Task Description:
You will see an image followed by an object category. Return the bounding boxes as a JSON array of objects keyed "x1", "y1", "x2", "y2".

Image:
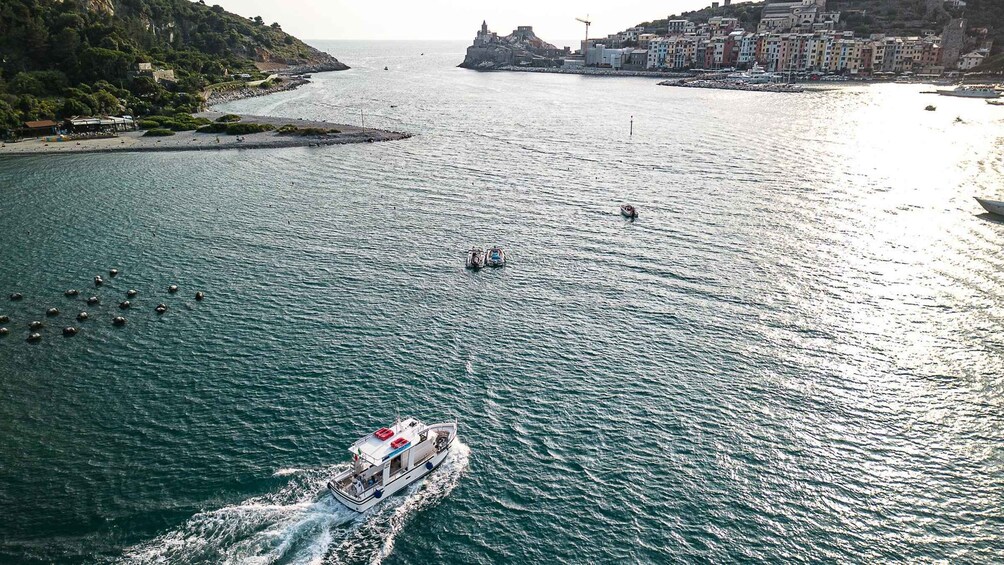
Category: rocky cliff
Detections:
[{"x1": 459, "y1": 23, "x2": 565, "y2": 70}]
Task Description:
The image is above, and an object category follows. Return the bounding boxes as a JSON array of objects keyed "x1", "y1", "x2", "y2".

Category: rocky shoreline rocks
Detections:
[{"x1": 206, "y1": 77, "x2": 309, "y2": 107}]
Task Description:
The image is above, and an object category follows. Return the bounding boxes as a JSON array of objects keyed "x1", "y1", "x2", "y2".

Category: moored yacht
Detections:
[
  {"x1": 328, "y1": 417, "x2": 458, "y2": 512},
  {"x1": 937, "y1": 86, "x2": 1000, "y2": 99},
  {"x1": 727, "y1": 62, "x2": 772, "y2": 84}
]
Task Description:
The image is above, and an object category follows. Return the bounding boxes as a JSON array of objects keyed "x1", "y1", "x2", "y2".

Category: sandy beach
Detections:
[{"x1": 0, "y1": 113, "x2": 409, "y2": 157}]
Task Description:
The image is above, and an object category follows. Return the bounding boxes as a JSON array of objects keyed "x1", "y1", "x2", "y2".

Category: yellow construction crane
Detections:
[{"x1": 575, "y1": 15, "x2": 592, "y2": 46}]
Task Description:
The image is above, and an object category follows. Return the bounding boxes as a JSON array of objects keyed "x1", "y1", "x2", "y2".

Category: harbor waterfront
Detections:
[{"x1": 1, "y1": 40, "x2": 1004, "y2": 564}]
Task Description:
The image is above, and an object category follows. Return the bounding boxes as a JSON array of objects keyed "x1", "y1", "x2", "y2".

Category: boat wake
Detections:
[{"x1": 119, "y1": 441, "x2": 471, "y2": 565}]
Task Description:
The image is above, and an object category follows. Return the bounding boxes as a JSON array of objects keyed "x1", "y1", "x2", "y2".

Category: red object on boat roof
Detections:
[
  {"x1": 390, "y1": 438, "x2": 409, "y2": 449},
  {"x1": 374, "y1": 428, "x2": 394, "y2": 441}
]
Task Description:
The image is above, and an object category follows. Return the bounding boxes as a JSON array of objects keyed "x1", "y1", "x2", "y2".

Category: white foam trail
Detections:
[{"x1": 120, "y1": 441, "x2": 471, "y2": 565}]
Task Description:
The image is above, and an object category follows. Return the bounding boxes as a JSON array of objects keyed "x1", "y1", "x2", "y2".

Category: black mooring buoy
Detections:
[
  {"x1": 112, "y1": 316, "x2": 127, "y2": 326},
  {"x1": 195, "y1": 291, "x2": 205, "y2": 301},
  {"x1": 87, "y1": 296, "x2": 100, "y2": 305},
  {"x1": 46, "y1": 308, "x2": 60, "y2": 317},
  {"x1": 77, "y1": 312, "x2": 89, "y2": 321},
  {"x1": 63, "y1": 327, "x2": 77, "y2": 337},
  {"x1": 29, "y1": 321, "x2": 43, "y2": 331}
]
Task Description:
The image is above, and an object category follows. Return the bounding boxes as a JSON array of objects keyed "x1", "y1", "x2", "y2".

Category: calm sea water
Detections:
[{"x1": 1, "y1": 40, "x2": 1003, "y2": 564}]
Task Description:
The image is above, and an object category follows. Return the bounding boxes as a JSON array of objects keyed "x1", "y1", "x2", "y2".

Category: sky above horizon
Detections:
[{"x1": 208, "y1": 0, "x2": 719, "y2": 43}]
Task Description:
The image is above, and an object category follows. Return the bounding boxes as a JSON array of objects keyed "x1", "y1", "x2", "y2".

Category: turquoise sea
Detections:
[{"x1": 1, "y1": 40, "x2": 1003, "y2": 563}]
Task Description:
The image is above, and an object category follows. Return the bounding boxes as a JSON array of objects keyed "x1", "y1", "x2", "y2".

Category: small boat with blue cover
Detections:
[{"x1": 485, "y1": 246, "x2": 506, "y2": 267}]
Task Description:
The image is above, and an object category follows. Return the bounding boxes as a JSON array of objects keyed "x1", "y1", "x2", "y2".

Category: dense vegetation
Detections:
[
  {"x1": 0, "y1": 0, "x2": 342, "y2": 135},
  {"x1": 637, "y1": 2, "x2": 766, "y2": 33}
]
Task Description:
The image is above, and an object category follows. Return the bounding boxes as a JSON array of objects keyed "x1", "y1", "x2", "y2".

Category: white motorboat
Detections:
[
  {"x1": 975, "y1": 197, "x2": 1004, "y2": 216},
  {"x1": 328, "y1": 417, "x2": 458, "y2": 512},
  {"x1": 726, "y1": 62, "x2": 773, "y2": 84},
  {"x1": 620, "y1": 204, "x2": 638, "y2": 219},
  {"x1": 937, "y1": 86, "x2": 1001, "y2": 99},
  {"x1": 466, "y1": 247, "x2": 485, "y2": 269},
  {"x1": 485, "y1": 246, "x2": 506, "y2": 267}
]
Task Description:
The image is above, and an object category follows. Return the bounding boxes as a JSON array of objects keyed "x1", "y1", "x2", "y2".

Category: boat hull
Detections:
[
  {"x1": 329, "y1": 425, "x2": 457, "y2": 512},
  {"x1": 975, "y1": 197, "x2": 1004, "y2": 217},
  {"x1": 937, "y1": 90, "x2": 1000, "y2": 99}
]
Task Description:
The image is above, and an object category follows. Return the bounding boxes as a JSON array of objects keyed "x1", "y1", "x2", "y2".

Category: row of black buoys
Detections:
[{"x1": 4, "y1": 270, "x2": 206, "y2": 344}]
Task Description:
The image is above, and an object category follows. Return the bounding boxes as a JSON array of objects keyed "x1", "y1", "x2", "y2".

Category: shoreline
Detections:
[
  {"x1": 0, "y1": 71, "x2": 413, "y2": 157},
  {"x1": 0, "y1": 112, "x2": 410, "y2": 157},
  {"x1": 490, "y1": 66, "x2": 693, "y2": 78}
]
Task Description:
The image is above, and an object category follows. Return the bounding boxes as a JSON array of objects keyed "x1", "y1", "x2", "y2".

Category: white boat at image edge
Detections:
[
  {"x1": 974, "y1": 196, "x2": 1004, "y2": 216},
  {"x1": 937, "y1": 86, "x2": 1001, "y2": 99},
  {"x1": 327, "y1": 417, "x2": 458, "y2": 512}
]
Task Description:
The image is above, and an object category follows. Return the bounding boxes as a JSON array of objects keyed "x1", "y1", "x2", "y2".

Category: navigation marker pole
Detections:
[{"x1": 630, "y1": 115, "x2": 633, "y2": 137}]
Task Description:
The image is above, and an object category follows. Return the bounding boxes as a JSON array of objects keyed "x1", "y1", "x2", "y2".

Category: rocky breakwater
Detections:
[
  {"x1": 459, "y1": 21, "x2": 568, "y2": 70},
  {"x1": 206, "y1": 77, "x2": 309, "y2": 107}
]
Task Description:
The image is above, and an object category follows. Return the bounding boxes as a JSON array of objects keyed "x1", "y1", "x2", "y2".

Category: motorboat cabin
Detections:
[
  {"x1": 621, "y1": 204, "x2": 638, "y2": 219},
  {"x1": 328, "y1": 417, "x2": 458, "y2": 512}
]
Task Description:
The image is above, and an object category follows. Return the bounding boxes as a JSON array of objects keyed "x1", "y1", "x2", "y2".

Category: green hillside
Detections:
[{"x1": 0, "y1": 0, "x2": 346, "y2": 132}]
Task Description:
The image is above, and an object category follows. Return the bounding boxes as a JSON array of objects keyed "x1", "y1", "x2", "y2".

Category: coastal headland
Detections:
[{"x1": 0, "y1": 111, "x2": 409, "y2": 157}]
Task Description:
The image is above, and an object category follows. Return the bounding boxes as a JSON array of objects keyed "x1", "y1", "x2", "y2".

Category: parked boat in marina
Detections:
[
  {"x1": 485, "y1": 246, "x2": 506, "y2": 267},
  {"x1": 726, "y1": 63, "x2": 773, "y2": 84},
  {"x1": 937, "y1": 86, "x2": 1000, "y2": 99},
  {"x1": 466, "y1": 247, "x2": 485, "y2": 269},
  {"x1": 621, "y1": 204, "x2": 638, "y2": 219},
  {"x1": 975, "y1": 197, "x2": 1004, "y2": 217},
  {"x1": 328, "y1": 417, "x2": 458, "y2": 512}
]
